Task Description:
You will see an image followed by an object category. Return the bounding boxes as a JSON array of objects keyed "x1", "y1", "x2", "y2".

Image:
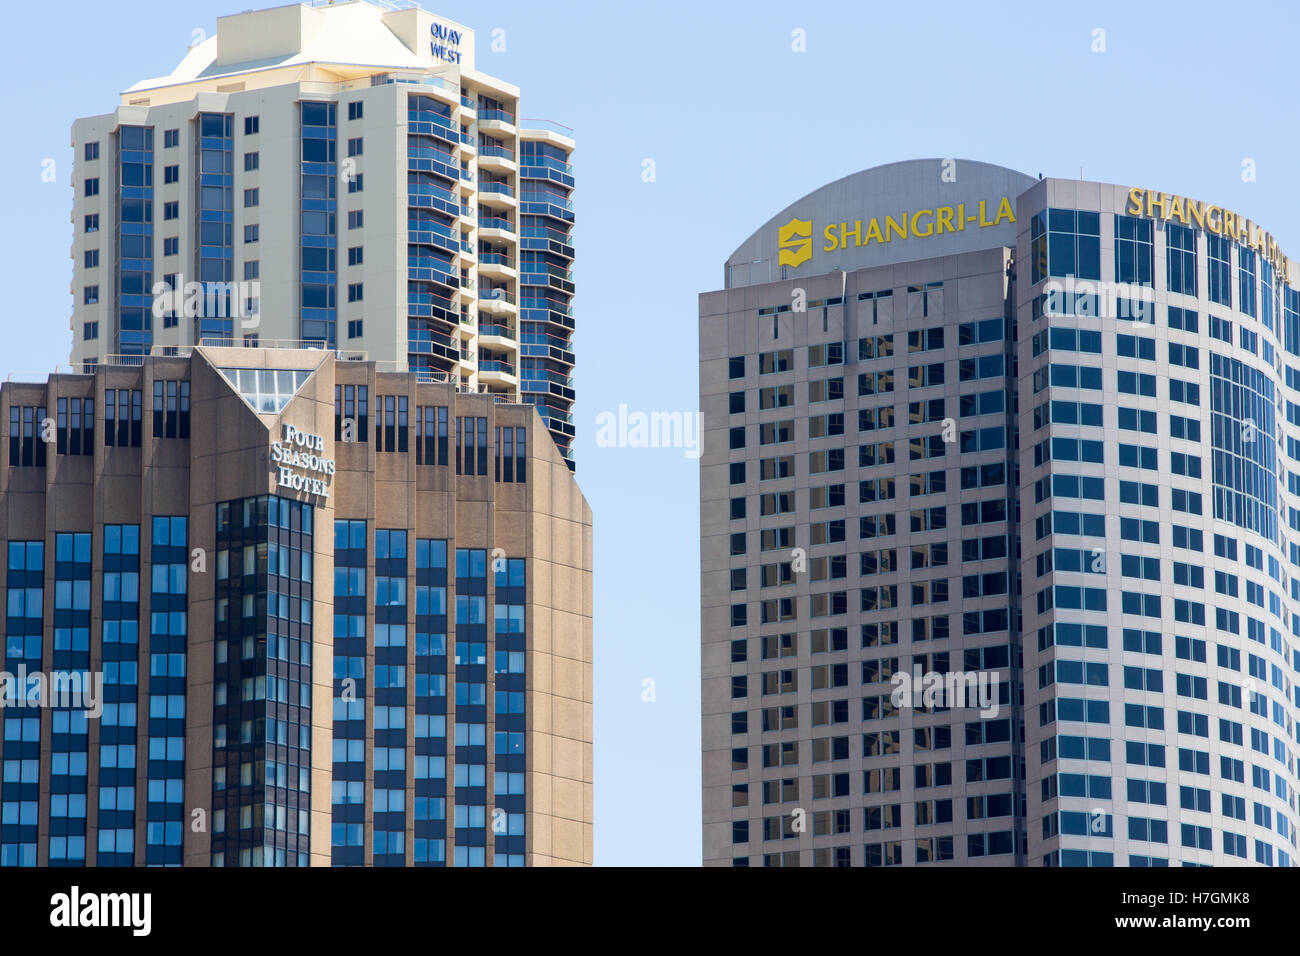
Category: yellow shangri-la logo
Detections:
[{"x1": 777, "y1": 217, "x2": 813, "y2": 268}]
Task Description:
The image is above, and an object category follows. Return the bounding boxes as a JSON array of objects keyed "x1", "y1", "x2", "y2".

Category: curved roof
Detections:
[{"x1": 724, "y1": 159, "x2": 1037, "y2": 288}]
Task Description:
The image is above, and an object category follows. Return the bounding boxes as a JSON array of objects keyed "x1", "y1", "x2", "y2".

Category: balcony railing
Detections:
[
  {"x1": 521, "y1": 263, "x2": 574, "y2": 282},
  {"x1": 407, "y1": 291, "x2": 456, "y2": 311},
  {"x1": 407, "y1": 145, "x2": 457, "y2": 165},
  {"x1": 520, "y1": 118, "x2": 575, "y2": 137},
  {"x1": 520, "y1": 154, "x2": 574, "y2": 177},
  {"x1": 479, "y1": 324, "x2": 516, "y2": 339},
  {"x1": 408, "y1": 256, "x2": 456, "y2": 272},
  {"x1": 521, "y1": 369, "x2": 573, "y2": 389},
  {"x1": 520, "y1": 297, "x2": 572, "y2": 316},
  {"x1": 197, "y1": 338, "x2": 358, "y2": 354},
  {"x1": 478, "y1": 252, "x2": 515, "y2": 268},
  {"x1": 408, "y1": 120, "x2": 469, "y2": 147},
  {"x1": 478, "y1": 108, "x2": 516, "y2": 125},
  {"x1": 477, "y1": 144, "x2": 515, "y2": 161},
  {"x1": 478, "y1": 216, "x2": 514, "y2": 232},
  {"x1": 479, "y1": 360, "x2": 516, "y2": 375},
  {"x1": 408, "y1": 182, "x2": 458, "y2": 202},
  {"x1": 407, "y1": 333, "x2": 458, "y2": 358},
  {"x1": 408, "y1": 218, "x2": 458, "y2": 241},
  {"x1": 479, "y1": 181, "x2": 515, "y2": 198},
  {"x1": 521, "y1": 226, "x2": 573, "y2": 245},
  {"x1": 521, "y1": 332, "x2": 570, "y2": 350},
  {"x1": 521, "y1": 192, "x2": 574, "y2": 212},
  {"x1": 533, "y1": 405, "x2": 575, "y2": 427},
  {"x1": 367, "y1": 69, "x2": 449, "y2": 90},
  {"x1": 480, "y1": 288, "x2": 517, "y2": 305}
]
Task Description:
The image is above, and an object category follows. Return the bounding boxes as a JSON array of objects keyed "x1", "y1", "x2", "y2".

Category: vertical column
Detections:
[
  {"x1": 49, "y1": 533, "x2": 92, "y2": 864},
  {"x1": 1, "y1": 540, "x2": 44, "y2": 866},
  {"x1": 97, "y1": 524, "x2": 140, "y2": 864},
  {"x1": 331, "y1": 519, "x2": 367, "y2": 864},
  {"x1": 413, "y1": 538, "x2": 449, "y2": 864}
]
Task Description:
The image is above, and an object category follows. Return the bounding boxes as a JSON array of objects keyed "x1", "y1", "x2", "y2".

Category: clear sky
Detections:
[{"x1": 2, "y1": 0, "x2": 1298, "y2": 866}]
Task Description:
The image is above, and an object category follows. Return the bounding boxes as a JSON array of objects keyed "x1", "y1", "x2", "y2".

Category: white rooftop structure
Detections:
[{"x1": 123, "y1": 1, "x2": 490, "y2": 102}]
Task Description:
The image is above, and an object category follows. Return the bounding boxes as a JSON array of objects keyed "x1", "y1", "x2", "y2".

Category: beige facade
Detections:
[
  {"x1": 0, "y1": 346, "x2": 591, "y2": 866},
  {"x1": 700, "y1": 248, "x2": 1021, "y2": 867},
  {"x1": 702, "y1": 158, "x2": 1300, "y2": 869},
  {"x1": 69, "y1": 0, "x2": 578, "y2": 466}
]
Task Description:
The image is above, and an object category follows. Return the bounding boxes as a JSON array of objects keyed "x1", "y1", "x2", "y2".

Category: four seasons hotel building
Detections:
[
  {"x1": 701, "y1": 159, "x2": 1300, "y2": 867},
  {"x1": 0, "y1": 346, "x2": 592, "y2": 866}
]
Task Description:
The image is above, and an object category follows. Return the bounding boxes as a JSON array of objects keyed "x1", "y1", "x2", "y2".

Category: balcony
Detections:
[
  {"x1": 477, "y1": 144, "x2": 516, "y2": 173},
  {"x1": 520, "y1": 266, "x2": 574, "y2": 295},
  {"x1": 520, "y1": 226, "x2": 575, "y2": 262},
  {"x1": 409, "y1": 361, "x2": 458, "y2": 385},
  {"x1": 520, "y1": 119, "x2": 576, "y2": 158},
  {"x1": 408, "y1": 181, "x2": 457, "y2": 202},
  {"x1": 521, "y1": 191, "x2": 573, "y2": 212},
  {"x1": 520, "y1": 153, "x2": 573, "y2": 175},
  {"x1": 407, "y1": 190, "x2": 460, "y2": 219},
  {"x1": 361, "y1": 72, "x2": 452, "y2": 94},
  {"x1": 407, "y1": 289, "x2": 457, "y2": 311},
  {"x1": 478, "y1": 108, "x2": 516, "y2": 126},
  {"x1": 409, "y1": 258, "x2": 460, "y2": 285},
  {"x1": 407, "y1": 144, "x2": 457, "y2": 164},
  {"x1": 520, "y1": 368, "x2": 574, "y2": 401},
  {"x1": 478, "y1": 289, "x2": 517, "y2": 316},
  {"x1": 478, "y1": 190, "x2": 516, "y2": 217},
  {"x1": 407, "y1": 330, "x2": 459, "y2": 362},
  {"x1": 520, "y1": 295, "x2": 572, "y2": 314},
  {"x1": 478, "y1": 216, "x2": 515, "y2": 235},
  {"x1": 478, "y1": 360, "x2": 518, "y2": 389},
  {"x1": 520, "y1": 193, "x2": 575, "y2": 225},
  {"x1": 520, "y1": 333, "x2": 574, "y2": 367},
  {"x1": 408, "y1": 269, "x2": 460, "y2": 296},
  {"x1": 521, "y1": 331, "x2": 569, "y2": 350},
  {"x1": 477, "y1": 182, "x2": 516, "y2": 211},
  {"x1": 478, "y1": 253, "x2": 517, "y2": 282},
  {"x1": 407, "y1": 114, "x2": 461, "y2": 147},
  {"x1": 523, "y1": 262, "x2": 573, "y2": 283},
  {"x1": 407, "y1": 145, "x2": 460, "y2": 183},
  {"x1": 521, "y1": 225, "x2": 571, "y2": 245},
  {"x1": 519, "y1": 141, "x2": 575, "y2": 188}
]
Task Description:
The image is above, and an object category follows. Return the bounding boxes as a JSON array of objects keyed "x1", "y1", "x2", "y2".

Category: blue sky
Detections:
[{"x1": 2, "y1": 0, "x2": 1297, "y2": 865}]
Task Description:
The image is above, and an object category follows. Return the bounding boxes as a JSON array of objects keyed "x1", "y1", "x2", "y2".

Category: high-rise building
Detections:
[
  {"x1": 0, "y1": 345, "x2": 592, "y2": 866},
  {"x1": 70, "y1": 0, "x2": 577, "y2": 468},
  {"x1": 700, "y1": 159, "x2": 1300, "y2": 867}
]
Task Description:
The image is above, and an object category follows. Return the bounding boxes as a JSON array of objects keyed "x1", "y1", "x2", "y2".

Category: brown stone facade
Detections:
[{"x1": 0, "y1": 346, "x2": 591, "y2": 866}]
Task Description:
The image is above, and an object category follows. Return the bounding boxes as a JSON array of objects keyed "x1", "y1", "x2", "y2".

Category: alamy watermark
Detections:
[
  {"x1": 1043, "y1": 275, "x2": 1155, "y2": 323},
  {"x1": 152, "y1": 273, "x2": 261, "y2": 329},
  {"x1": 891, "y1": 666, "x2": 1001, "y2": 718},
  {"x1": 0, "y1": 666, "x2": 103, "y2": 718},
  {"x1": 594, "y1": 404, "x2": 701, "y2": 459}
]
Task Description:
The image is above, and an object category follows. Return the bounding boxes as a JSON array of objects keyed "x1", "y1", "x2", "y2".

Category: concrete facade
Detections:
[
  {"x1": 702, "y1": 159, "x2": 1300, "y2": 867},
  {"x1": 69, "y1": 0, "x2": 578, "y2": 467},
  {"x1": 0, "y1": 346, "x2": 591, "y2": 866}
]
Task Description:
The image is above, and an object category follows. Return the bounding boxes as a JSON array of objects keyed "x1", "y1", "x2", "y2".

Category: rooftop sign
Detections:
[
  {"x1": 724, "y1": 160, "x2": 1038, "y2": 288},
  {"x1": 1126, "y1": 188, "x2": 1290, "y2": 278},
  {"x1": 430, "y1": 22, "x2": 463, "y2": 65}
]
